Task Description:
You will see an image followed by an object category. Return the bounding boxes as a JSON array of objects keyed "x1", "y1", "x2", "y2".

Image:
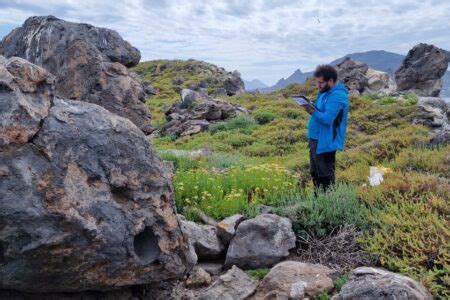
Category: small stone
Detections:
[
  {"x1": 216, "y1": 214, "x2": 244, "y2": 245},
  {"x1": 185, "y1": 268, "x2": 211, "y2": 288},
  {"x1": 198, "y1": 266, "x2": 258, "y2": 300}
]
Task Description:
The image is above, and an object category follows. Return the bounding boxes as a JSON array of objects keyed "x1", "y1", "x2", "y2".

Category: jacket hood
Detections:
[{"x1": 330, "y1": 82, "x2": 349, "y2": 95}]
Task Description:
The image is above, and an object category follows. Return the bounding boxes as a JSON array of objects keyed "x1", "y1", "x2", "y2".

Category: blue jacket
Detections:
[{"x1": 306, "y1": 82, "x2": 349, "y2": 154}]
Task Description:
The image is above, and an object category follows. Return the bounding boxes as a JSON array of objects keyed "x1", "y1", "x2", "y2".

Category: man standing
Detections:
[{"x1": 303, "y1": 65, "x2": 349, "y2": 193}]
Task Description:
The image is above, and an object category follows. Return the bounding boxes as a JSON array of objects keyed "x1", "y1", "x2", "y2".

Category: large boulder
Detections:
[
  {"x1": 0, "y1": 15, "x2": 153, "y2": 134},
  {"x1": 365, "y1": 68, "x2": 396, "y2": 95},
  {"x1": 198, "y1": 266, "x2": 258, "y2": 300},
  {"x1": 225, "y1": 214, "x2": 296, "y2": 269},
  {"x1": 413, "y1": 97, "x2": 449, "y2": 143},
  {"x1": 0, "y1": 56, "x2": 196, "y2": 292},
  {"x1": 337, "y1": 267, "x2": 432, "y2": 299},
  {"x1": 223, "y1": 70, "x2": 245, "y2": 96},
  {"x1": 252, "y1": 261, "x2": 334, "y2": 299},
  {"x1": 395, "y1": 43, "x2": 449, "y2": 97},
  {"x1": 336, "y1": 58, "x2": 369, "y2": 94}
]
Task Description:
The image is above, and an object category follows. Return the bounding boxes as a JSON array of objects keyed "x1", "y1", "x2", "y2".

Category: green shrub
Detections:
[
  {"x1": 334, "y1": 273, "x2": 349, "y2": 292},
  {"x1": 225, "y1": 115, "x2": 258, "y2": 131},
  {"x1": 208, "y1": 121, "x2": 227, "y2": 134},
  {"x1": 206, "y1": 152, "x2": 247, "y2": 169},
  {"x1": 314, "y1": 291, "x2": 330, "y2": 300},
  {"x1": 223, "y1": 133, "x2": 257, "y2": 148},
  {"x1": 242, "y1": 143, "x2": 279, "y2": 157},
  {"x1": 247, "y1": 268, "x2": 269, "y2": 280},
  {"x1": 254, "y1": 111, "x2": 277, "y2": 124},
  {"x1": 273, "y1": 183, "x2": 369, "y2": 237},
  {"x1": 159, "y1": 152, "x2": 199, "y2": 170},
  {"x1": 402, "y1": 92, "x2": 419, "y2": 106},
  {"x1": 359, "y1": 198, "x2": 449, "y2": 298}
]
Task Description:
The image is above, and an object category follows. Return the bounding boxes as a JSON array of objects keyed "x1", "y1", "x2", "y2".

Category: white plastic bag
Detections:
[{"x1": 368, "y1": 166, "x2": 392, "y2": 186}]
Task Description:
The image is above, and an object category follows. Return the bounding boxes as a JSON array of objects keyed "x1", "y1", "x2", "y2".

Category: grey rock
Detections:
[
  {"x1": 365, "y1": 68, "x2": 396, "y2": 95},
  {"x1": 0, "y1": 56, "x2": 54, "y2": 151},
  {"x1": 395, "y1": 43, "x2": 449, "y2": 96},
  {"x1": 179, "y1": 218, "x2": 225, "y2": 259},
  {"x1": 198, "y1": 266, "x2": 258, "y2": 300},
  {"x1": 197, "y1": 262, "x2": 224, "y2": 275},
  {"x1": 216, "y1": 214, "x2": 244, "y2": 245},
  {"x1": 0, "y1": 15, "x2": 153, "y2": 134},
  {"x1": 336, "y1": 58, "x2": 369, "y2": 94},
  {"x1": 252, "y1": 261, "x2": 334, "y2": 299},
  {"x1": 225, "y1": 214, "x2": 296, "y2": 269},
  {"x1": 413, "y1": 97, "x2": 449, "y2": 143},
  {"x1": 172, "y1": 75, "x2": 185, "y2": 85},
  {"x1": 185, "y1": 267, "x2": 212, "y2": 288},
  {"x1": 0, "y1": 57, "x2": 196, "y2": 292},
  {"x1": 143, "y1": 80, "x2": 157, "y2": 96},
  {"x1": 223, "y1": 70, "x2": 245, "y2": 96},
  {"x1": 180, "y1": 88, "x2": 205, "y2": 109},
  {"x1": 337, "y1": 267, "x2": 432, "y2": 300}
]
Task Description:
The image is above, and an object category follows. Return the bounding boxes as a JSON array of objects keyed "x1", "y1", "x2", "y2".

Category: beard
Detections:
[{"x1": 320, "y1": 83, "x2": 331, "y2": 93}]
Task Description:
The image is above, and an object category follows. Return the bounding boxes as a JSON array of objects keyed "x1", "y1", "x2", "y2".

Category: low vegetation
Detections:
[{"x1": 136, "y1": 62, "x2": 449, "y2": 297}]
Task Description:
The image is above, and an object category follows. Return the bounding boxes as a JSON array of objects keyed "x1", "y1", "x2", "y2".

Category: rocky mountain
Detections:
[
  {"x1": 330, "y1": 50, "x2": 405, "y2": 75},
  {"x1": 243, "y1": 78, "x2": 268, "y2": 91},
  {"x1": 266, "y1": 50, "x2": 450, "y2": 97},
  {"x1": 264, "y1": 69, "x2": 313, "y2": 92}
]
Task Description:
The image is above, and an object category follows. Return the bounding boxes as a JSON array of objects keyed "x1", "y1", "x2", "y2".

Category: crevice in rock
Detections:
[
  {"x1": 0, "y1": 242, "x2": 5, "y2": 264},
  {"x1": 133, "y1": 227, "x2": 161, "y2": 264}
]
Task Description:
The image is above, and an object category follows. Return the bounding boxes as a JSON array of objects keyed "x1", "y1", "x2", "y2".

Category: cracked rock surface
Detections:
[
  {"x1": 0, "y1": 55, "x2": 196, "y2": 293},
  {"x1": 0, "y1": 15, "x2": 153, "y2": 134}
]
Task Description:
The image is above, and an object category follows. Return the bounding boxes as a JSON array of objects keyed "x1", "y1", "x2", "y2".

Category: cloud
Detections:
[{"x1": 1, "y1": 0, "x2": 449, "y2": 85}]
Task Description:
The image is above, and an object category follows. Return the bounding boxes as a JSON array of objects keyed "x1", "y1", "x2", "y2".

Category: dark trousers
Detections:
[{"x1": 308, "y1": 138, "x2": 336, "y2": 193}]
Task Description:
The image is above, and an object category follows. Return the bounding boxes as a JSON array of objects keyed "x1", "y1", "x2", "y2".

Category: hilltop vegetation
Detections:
[
  {"x1": 132, "y1": 59, "x2": 244, "y2": 128},
  {"x1": 133, "y1": 60, "x2": 449, "y2": 297}
]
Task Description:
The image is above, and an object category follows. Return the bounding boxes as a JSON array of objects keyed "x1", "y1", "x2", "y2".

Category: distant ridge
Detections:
[
  {"x1": 243, "y1": 79, "x2": 268, "y2": 91},
  {"x1": 263, "y1": 50, "x2": 449, "y2": 97}
]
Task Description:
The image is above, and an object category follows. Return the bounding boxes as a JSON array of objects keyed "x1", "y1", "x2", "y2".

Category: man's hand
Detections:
[{"x1": 303, "y1": 105, "x2": 315, "y2": 114}]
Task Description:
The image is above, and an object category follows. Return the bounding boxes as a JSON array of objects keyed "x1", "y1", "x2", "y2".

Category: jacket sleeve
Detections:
[{"x1": 311, "y1": 97, "x2": 344, "y2": 126}]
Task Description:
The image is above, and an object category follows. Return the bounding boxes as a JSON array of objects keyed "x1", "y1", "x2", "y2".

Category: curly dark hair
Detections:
[{"x1": 313, "y1": 64, "x2": 338, "y2": 82}]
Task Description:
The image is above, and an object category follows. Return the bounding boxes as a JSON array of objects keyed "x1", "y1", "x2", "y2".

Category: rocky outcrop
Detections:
[
  {"x1": 395, "y1": 43, "x2": 449, "y2": 97},
  {"x1": 366, "y1": 68, "x2": 396, "y2": 94},
  {"x1": 225, "y1": 214, "x2": 296, "y2": 269},
  {"x1": 413, "y1": 97, "x2": 449, "y2": 143},
  {"x1": 178, "y1": 215, "x2": 225, "y2": 260},
  {"x1": 337, "y1": 267, "x2": 433, "y2": 299},
  {"x1": 223, "y1": 70, "x2": 246, "y2": 96},
  {"x1": 336, "y1": 58, "x2": 369, "y2": 94},
  {"x1": 198, "y1": 266, "x2": 258, "y2": 300},
  {"x1": 0, "y1": 15, "x2": 153, "y2": 134},
  {"x1": 336, "y1": 58, "x2": 398, "y2": 95},
  {"x1": 0, "y1": 56, "x2": 195, "y2": 292},
  {"x1": 252, "y1": 261, "x2": 334, "y2": 299},
  {"x1": 161, "y1": 89, "x2": 248, "y2": 137}
]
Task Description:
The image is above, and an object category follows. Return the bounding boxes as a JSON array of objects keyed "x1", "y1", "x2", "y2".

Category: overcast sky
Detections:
[{"x1": 1, "y1": 0, "x2": 449, "y2": 85}]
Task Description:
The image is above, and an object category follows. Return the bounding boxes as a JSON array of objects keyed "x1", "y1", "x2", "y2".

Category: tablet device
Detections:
[{"x1": 291, "y1": 95, "x2": 319, "y2": 111}]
